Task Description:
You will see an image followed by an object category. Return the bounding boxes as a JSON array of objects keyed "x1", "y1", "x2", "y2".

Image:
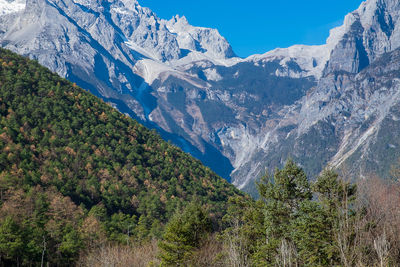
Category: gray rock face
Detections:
[
  {"x1": 166, "y1": 15, "x2": 236, "y2": 59},
  {"x1": 325, "y1": 0, "x2": 400, "y2": 74},
  {"x1": 232, "y1": 0, "x2": 400, "y2": 193},
  {"x1": 2, "y1": 0, "x2": 400, "y2": 195}
]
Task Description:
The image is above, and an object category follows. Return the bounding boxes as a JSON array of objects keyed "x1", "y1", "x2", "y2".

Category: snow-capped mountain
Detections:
[{"x1": 2, "y1": 0, "x2": 400, "y2": 194}]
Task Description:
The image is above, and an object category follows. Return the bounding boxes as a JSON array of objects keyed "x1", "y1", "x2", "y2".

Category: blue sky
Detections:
[{"x1": 141, "y1": 0, "x2": 363, "y2": 57}]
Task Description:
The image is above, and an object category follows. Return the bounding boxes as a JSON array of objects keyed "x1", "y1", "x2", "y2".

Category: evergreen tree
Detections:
[
  {"x1": 222, "y1": 195, "x2": 263, "y2": 267},
  {"x1": 254, "y1": 159, "x2": 312, "y2": 265},
  {"x1": 291, "y1": 200, "x2": 331, "y2": 266},
  {"x1": 0, "y1": 216, "x2": 24, "y2": 264},
  {"x1": 312, "y1": 169, "x2": 357, "y2": 266},
  {"x1": 158, "y1": 202, "x2": 212, "y2": 266}
]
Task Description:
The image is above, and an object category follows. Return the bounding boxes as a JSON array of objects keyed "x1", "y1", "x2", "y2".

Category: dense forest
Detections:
[
  {"x1": 0, "y1": 48, "x2": 245, "y2": 265},
  {"x1": 1, "y1": 48, "x2": 400, "y2": 266},
  {"x1": 81, "y1": 161, "x2": 400, "y2": 266}
]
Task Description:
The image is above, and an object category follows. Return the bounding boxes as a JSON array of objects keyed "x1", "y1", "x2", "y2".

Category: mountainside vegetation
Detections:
[
  {"x1": 81, "y1": 160, "x2": 400, "y2": 267},
  {"x1": 0, "y1": 48, "x2": 245, "y2": 265},
  {"x1": 1, "y1": 48, "x2": 400, "y2": 267}
]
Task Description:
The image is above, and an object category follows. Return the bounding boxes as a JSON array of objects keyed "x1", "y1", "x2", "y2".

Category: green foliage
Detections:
[
  {"x1": 0, "y1": 217, "x2": 24, "y2": 262},
  {"x1": 259, "y1": 160, "x2": 312, "y2": 227},
  {"x1": 313, "y1": 169, "x2": 357, "y2": 212},
  {"x1": 221, "y1": 196, "x2": 264, "y2": 266},
  {"x1": 312, "y1": 169, "x2": 358, "y2": 265},
  {"x1": 0, "y1": 48, "x2": 243, "y2": 265},
  {"x1": 223, "y1": 161, "x2": 359, "y2": 266},
  {"x1": 255, "y1": 159, "x2": 312, "y2": 265},
  {"x1": 291, "y1": 200, "x2": 332, "y2": 266},
  {"x1": 158, "y1": 202, "x2": 212, "y2": 266}
]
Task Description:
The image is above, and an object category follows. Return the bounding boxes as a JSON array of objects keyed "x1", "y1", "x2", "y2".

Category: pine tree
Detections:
[
  {"x1": 254, "y1": 159, "x2": 312, "y2": 265},
  {"x1": 312, "y1": 169, "x2": 357, "y2": 266},
  {"x1": 291, "y1": 200, "x2": 331, "y2": 266},
  {"x1": 158, "y1": 202, "x2": 212, "y2": 266},
  {"x1": 0, "y1": 216, "x2": 24, "y2": 264}
]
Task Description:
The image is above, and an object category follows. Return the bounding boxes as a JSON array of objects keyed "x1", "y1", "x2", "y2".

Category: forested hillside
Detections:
[
  {"x1": 0, "y1": 48, "x2": 245, "y2": 265},
  {"x1": 2, "y1": 48, "x2": 400, "y2": 267}
]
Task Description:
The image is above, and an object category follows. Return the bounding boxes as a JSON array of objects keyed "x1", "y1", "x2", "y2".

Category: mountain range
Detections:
[{"x1": 1, "y1": 0, "x2": 400, "y2": 194}]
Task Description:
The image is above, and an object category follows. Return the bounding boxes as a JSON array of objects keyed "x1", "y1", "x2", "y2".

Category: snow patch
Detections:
[
  {"x1": 125, "y1": 40, "x2": 157, "y2": 60},
  {"x1": 170, "y1": 51, "x2": 241, "y2": 68},
  {"x1": 246, "y1": 44, "x2": 330, "y2": 79},
  {"x1": 133, "y1": 59, "x2": 175, "y2": 84},
  {"x1": 203, "y1": 68, "x2": 222, "y2": 81},
  {"x1": 134, "y1": 59, "x2": 210, "y2": 90},
  {"x1": 0, "y1": 0, "x2": 25, "y2": 16}
]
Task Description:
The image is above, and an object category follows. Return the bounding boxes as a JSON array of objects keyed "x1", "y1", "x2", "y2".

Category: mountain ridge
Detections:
[{"x1": 2, "y1": 0, "x2": 400, "y2": 193}]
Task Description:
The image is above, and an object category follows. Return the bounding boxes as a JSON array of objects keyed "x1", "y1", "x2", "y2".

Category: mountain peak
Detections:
[
  {"x1": 170, "y1": 14, "x2": 189, "y2": 25},
  {"x1": 166, "y1": 14, "x2": 236, "y2": 60},
  {"x1": 323, "y1": 0, "x2": 400, "y2": 73}
]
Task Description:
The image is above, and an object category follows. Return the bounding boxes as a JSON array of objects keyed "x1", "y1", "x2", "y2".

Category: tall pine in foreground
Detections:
[{"x1": 255, "y1": 159, "x2": 312, "y2": 265}]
